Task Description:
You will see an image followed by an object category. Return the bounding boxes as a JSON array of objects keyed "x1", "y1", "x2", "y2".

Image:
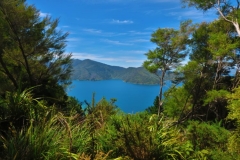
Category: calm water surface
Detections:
[{"x1": 67, "y1": 80, "x2": 171, "y2": 113}]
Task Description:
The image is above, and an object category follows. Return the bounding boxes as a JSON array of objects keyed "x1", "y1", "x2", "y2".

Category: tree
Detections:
[
  {"x1": 182, "y1": 0, "x2": 240, "y2": 91},
  {"x1": 0, "y1": 0, "x2": 72, "y2": 106},
  {"x1": 173, "y1": 19, "x2": 239, "y2": 123},
  {"x1": 182, "y1": 0, "x2": 240, "y2": 36},
  {"x1": 207, "y1": 20, "x2": 238, "y2": 90},
  {"x1": 143, "y1": 20, "x2": 193, "y2": 116}
]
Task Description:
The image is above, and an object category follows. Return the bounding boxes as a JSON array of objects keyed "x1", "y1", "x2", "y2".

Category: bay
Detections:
[{"x1": 67, "y1": 80, "x2": 171, "y2": 113}]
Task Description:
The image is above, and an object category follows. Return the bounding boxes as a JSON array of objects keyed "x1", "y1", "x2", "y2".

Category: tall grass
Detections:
[
  {"x1": 1, "y1": 111, "x2": 74, "y2": 159},
  {"x1": 1, "y1": 88, "x2": 239, "y2": 159}
]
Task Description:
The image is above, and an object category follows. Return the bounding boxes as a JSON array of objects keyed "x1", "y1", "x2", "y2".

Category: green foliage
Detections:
[
  {"x1": 81, "y1": 95, "x2": 119, "y2": 159},
  {"x1": 1, "y1": 89, "x2": 239, "y2": 159},
  {"x1": 187, "y1": 121, "x2": 229, "y2": 150},
  {"x1": 70, "y1": 116, "x2": 92, "y2": 156},
  {"x1": 182, "y1": 0, "x2": 218, "y2": 11},
  {"x1": 146, "y1": 96, "x2": 159, "y2": 114},
  {"x1": 65, "y1": 96, "x2": 84, "y2": 116},
  {"x1": 1, "y1": 0, "x2": 240, "y2": 159},
  {"x1": 169, "y1": 19, "x2": 239, "y2": 122},
  {"x1": 143, "y1": 20, "x2": 192, "y2": 74},
  {"x1": 0, "y1": 0, "x2": 72, "y2": 106},
  {"x1": 227, "y1": 86, "x2": 240, "y2": 124},
  {"x1": 227, "y1": 127, "x2": 240, "y2": 157},
  {"x1": 204, "y1": 89, "x2": 229, "y2": 106},
  {"x1": 189, "y1": 22, "x2": 212, "y2": 63},
  {"x1": 85, "y1": 96, "x2": 119, "y2": 128},
  {"x1": 208, "y1": 32, "x2": 236, "y2": 58},
  {"x1": 226, "y1": 87, "x2": 240, "y2": 155},
  {"x1": 143, "y1": 21, "x2": 193, "y2": 116},
  {"x1": 182, "y1": 0, "x2": 238, "y2": 21},
  {"x1": 97, "y1": 112, "x2": 195, "y2": 160},
  {"x1": 186, "y1": 121, "x2": 239, "y2": 159},
  {"x1": 0, "y1": 111, "x2": 75, "y2": 160},
  {"x1": 148, "y1": 114, "x2": 194, "y2": 160},
  {"x1": 163, "y1": 86, "x2": 191, "y2": 119},
  {"x1": 0, "y1": 87, "x2": 47, "y2": 132}
]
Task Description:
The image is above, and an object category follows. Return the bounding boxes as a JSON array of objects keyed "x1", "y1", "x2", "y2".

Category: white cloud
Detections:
[
  {"x1": 72, "y1": 52, "x2": 108, "y2": 61},
  {"x1": 163, "y1": 6, "x2": 181, "y2": 11},
  {"x1": 130, "y1": 39, "x2": 149, "y2": 43},
  {"x1": 125, "y1": 59, "x2": 144, "y2": 63},
  {"x1": 128, "y1": 30, "x2": 151, "y2": 35},
  {"x1": 66, "y1": 38, "x2": 81, "y2": 42},
  {"x1": 102, "y1": 39, "x2": 132, "y2": 45},
  {"x1": 39, "y1": 11, "x2": 49, "y2": 18},
  {"x1": 168, "y1": 8, "x2": 217, "y2": 22},
  {"x1": 127, "y1": 50, "x2": 146, "y2": 54},
  {"x1": 111, "y1": 19, "x2": 133, "y2": 24},
  {"x1": 144, "y1": 10, "x2": 162, "y2": 15},
  {"x1": 62, "y1": 25, "x2": 70, "y2": 28},
  {"x1": 83, "y1": 28, "x2": 102, "y2": 34}
]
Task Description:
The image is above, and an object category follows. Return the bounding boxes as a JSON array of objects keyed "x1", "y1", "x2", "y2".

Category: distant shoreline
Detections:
[{"x1": 71, "y1": 79, "x2": 167, "y2": 86}]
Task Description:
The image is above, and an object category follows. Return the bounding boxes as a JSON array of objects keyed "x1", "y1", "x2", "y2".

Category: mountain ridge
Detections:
[{"x1": 71, "y1": 59, "x2": 173, "y2": 85}]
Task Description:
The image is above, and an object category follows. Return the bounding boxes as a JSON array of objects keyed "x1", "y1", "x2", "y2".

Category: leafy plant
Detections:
[
  {"x1": 0, "y1": 112, "x2": 76, "y2": 159},
  {"x1": 97, "y1": 112, "x2": 195, "y2": 159},
  {"x1": 0, "y1": 87, "x2": 47, "y2": 132}
]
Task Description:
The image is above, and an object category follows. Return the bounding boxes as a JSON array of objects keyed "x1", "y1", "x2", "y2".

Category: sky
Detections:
[{"x1": 27, "y1": 0, "x2": 217, "y2": 68}]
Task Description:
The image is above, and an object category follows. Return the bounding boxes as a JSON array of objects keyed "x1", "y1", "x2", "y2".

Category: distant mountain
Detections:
[
  {"x1": 71, "y1": 59, "x2": 173, "y2": 85},
  {"x1": 71, "y1": 59, "x2": 125, "y2": 80}
]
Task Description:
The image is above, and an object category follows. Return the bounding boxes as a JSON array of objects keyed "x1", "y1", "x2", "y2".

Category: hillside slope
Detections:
[{"x1": 71, "y1": 59, "x2": 173, "y2": 85}]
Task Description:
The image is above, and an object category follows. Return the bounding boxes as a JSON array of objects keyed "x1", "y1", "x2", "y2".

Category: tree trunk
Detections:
[{"x1": 158, "y1": 70, "x2": 166, "y2": 116}]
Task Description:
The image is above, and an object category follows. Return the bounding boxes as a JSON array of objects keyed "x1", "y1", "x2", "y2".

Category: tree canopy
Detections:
[
  {"x1": 0, "y1": 0, "x2": 72, "y2": 106},
  {"x1": 143, "y1": 20, "x2": 194, "y2": 116},
  {"x1": 182, "y1": 0, "x2": 240, "y2": 36}
]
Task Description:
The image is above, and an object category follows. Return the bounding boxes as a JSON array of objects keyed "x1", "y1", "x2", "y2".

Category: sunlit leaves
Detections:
[
  {"x1": 225, "y1": 87, "x2": 240, "y2": 154},
  {"x1": 227, "y1": 86, "x2": 240, "y2": 123},
  {"x1": 144, "y1": 20, "x2": 192, "y2": 74},
  {"x1": 208, "y1": 32, "x2": 237, "y2": 59},
  {"x1": 204, "y1": 89, "x2": 229, "y2": 105},
  {"x1": 182, "y1": 0, "x2": 216, "y2": 11},
  {"x1": 164, "y1": 86, "x2": 192, "y2": 119}
]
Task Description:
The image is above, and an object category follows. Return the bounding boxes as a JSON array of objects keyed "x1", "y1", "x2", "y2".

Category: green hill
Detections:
[{"x1": 71, "y1": 59, "x2": 173, "y2": 85}]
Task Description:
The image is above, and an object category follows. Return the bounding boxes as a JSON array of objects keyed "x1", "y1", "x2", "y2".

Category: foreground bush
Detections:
[
  {"x1": 1, "y1": 89, "x2": 240, "y2": 159},
  {"x1": 96, "y1": 112, "x2": 195, "y2": 159}
]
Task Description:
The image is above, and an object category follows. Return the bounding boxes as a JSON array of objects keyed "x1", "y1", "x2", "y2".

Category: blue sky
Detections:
[{"x1": 27, "y1": 0, "x2": 217, "y2": 68}]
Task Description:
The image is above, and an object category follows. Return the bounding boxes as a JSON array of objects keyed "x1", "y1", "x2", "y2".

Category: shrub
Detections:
[{"x1": 97, "y1": 112, "x2": 194, "y2": 159}]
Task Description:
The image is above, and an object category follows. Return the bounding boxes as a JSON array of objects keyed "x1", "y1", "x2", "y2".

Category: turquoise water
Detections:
[{"x1": 67, "y1": 80, "x2": 171, "y2": 113}]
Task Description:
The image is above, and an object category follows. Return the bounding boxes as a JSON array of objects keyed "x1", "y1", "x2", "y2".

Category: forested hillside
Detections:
[
  {"x1": 71, "y1": 59, "x2": 174, "y2": 84},
  {"x1": 0, "y1": 0, "x2": 239, "y2": 159}
]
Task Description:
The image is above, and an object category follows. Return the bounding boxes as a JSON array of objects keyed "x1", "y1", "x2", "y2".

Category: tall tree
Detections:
[
  {"x1": 207, "y1": 20, "x2": 238, "y2": 89},
  {"x1": 174, "y1": 19, "x2": 239, "y2": 122},
  {"x1": 143, "y1": 20, "x2": 193, "y2": 116},
  {"x1": 0, "y1": 0, "x2": 72, "y2": 105}
]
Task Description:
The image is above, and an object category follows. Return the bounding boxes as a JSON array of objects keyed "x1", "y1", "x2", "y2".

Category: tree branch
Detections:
[{"x1": 0, "y1": 54, "x2": 18, "y2": 89}]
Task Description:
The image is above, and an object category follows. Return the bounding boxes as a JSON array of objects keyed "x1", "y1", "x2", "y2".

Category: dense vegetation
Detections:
[
  {"x1": 71, "y1": 59, "x2": 175, "y2": 85},
  {"x1": 0, "y1": 0, "x2": 240, "y2": 160}
]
